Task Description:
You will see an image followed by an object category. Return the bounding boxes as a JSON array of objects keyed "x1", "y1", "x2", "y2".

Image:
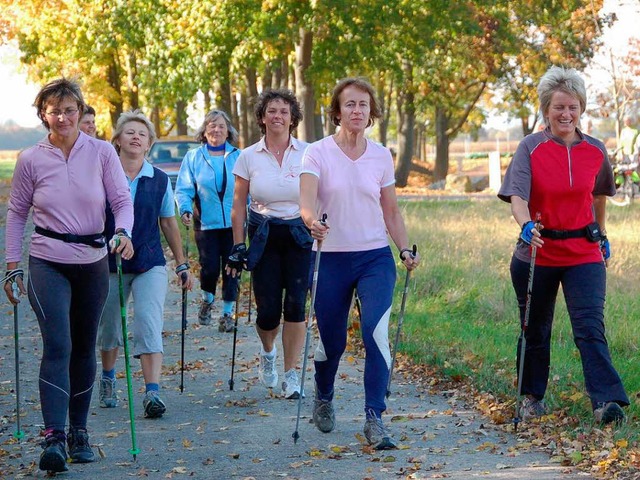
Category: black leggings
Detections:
[
  {"x1": 250, "y1": 224, "x2": 311, "y2": 331},
  {"x1": 28, "y1": 255, "x2": 109, "y2": 431},
  {"x1": 194, "y1": 227, "x2": 238, "y2": 301}
]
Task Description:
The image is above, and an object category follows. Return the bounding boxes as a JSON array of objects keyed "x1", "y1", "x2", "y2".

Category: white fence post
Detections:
[{"x1": 489, "y1": 151, "x2": 501, "y2": 192}]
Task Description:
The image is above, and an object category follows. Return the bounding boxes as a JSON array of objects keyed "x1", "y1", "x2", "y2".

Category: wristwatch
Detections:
[{"x1": 115, "y1": 228, "x2": 131, "y2": 240}]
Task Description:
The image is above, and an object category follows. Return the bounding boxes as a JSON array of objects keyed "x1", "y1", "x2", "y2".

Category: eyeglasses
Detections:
[{"x1": 44, "y1": 108, "x2": 79, "y2": 119}]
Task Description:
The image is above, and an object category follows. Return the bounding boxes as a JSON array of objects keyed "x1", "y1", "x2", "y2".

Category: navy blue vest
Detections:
[{"x1": 105, "y1": 168, "x2": 169, "y2": 274}]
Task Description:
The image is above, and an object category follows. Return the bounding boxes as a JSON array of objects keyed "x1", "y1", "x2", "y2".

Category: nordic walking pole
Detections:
[
  {"x1": 11, "y1": 282, "x2": 24, "y2": 440},
  {"x1": 386, "y1": 244, "x2": 417, "y2": 398},
  {"x1": 115, "y1": 245, "x2": 140, "y2": 459},
  {"x1": 180, "y1": 226, "x2": 189, "y2": 393},
  {"x1": 513, "y1": 213, "x2": 541, "y2": 432},
  {"x1": 229, "y1": 278, "x2": 241, "y2": 391},
  {"x1": 248, "y1": 273, "x2": 253, "y2": 324},
  {"x1": 293, "y1": 213, "x2": 327, "y2": 444}
]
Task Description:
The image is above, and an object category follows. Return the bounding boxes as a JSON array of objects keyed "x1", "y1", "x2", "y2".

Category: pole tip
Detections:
[{"x1": 228, "y1": 379, "x2": 234, "y2": 391}]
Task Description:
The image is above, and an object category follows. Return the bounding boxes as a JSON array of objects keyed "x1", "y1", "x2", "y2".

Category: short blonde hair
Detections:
[
  {"x1": 538, "y1": 66, "x2": 586, "y2": 126},
  {"x1": 111, "y1": 110, "x2": 157, "y2": 155}
]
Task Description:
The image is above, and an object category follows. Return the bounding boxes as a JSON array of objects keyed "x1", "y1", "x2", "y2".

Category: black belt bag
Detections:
[
  {"x1": 540, "y1": 222, "x2": 603, "y2": 242},
  {"x1": 35, "y1": 226, "x2": 106, "y2": 249}
]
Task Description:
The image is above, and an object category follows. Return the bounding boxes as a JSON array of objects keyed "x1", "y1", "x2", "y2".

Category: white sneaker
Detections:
[
  {"x1": 282, "y1": 369, "x2": 301, "y2": 399},
  {"x1": 258, "y1": 348, "x2": 278, "y2": 389}
]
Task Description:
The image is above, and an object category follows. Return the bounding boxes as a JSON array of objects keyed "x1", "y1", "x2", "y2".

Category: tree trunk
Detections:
[
  {"x1": 245, "y1": 68, "x2": 260, "y2": 144},
  {"x1": 151, "y1": 105, "x2": 161, "y2": 138},
  {"x1": 176, "y1": 100, "x2": 188, "y2": 135},
  {"x1": 203, "y1": 91, "x2": 211, "y2": 114},
  {"x1": 377, "y1": 80, "x2": 387, "y2": 146},
  {"x1": 295, "y1": 27, "x2": 315, "y2": 143},
  {"x1": 434, "y1": 105, "x2": 450, "y2": 181},
  {"x1": 262, "y1": 65, "x2": 272, "y2": 92},
  {"x1": 125, "y1": 50, "x2": 139, "y2": 110},
  {"x1": 280, "y1": 57, "x2": 289, "y2": 89},
  {"x1": 215, "y1": 63, "x2": 231, "y2": 115},
  {"x1": 314, "y1": 113, "x2": 323, "y2": 140},
  {"x1": 108, "y1": 56, "x2": 123, "y2": 128},
  {"x1": 230, "y1": 87, "x2": 239, "y2": 135},
  {"x1": 239, "y1": 91, "x2": 249, "y2": 148},
  {"x1": 395, "y1": 61, "x2": 415, "y2": 188}
]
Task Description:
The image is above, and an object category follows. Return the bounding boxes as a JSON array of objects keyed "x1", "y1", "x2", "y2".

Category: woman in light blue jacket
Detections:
[{"x1": 175, "y1": 110, "x2": 240, "y2": 332}]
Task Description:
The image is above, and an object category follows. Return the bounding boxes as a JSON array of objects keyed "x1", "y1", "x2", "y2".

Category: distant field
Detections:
[{"x1": 0, "y1": 151, "x2": 18, "y2": 181}]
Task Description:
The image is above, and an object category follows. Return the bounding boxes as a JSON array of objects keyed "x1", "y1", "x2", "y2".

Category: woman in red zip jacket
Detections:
[{"x1": 499, "y1": 66, "x2": 629, "y2": 426}]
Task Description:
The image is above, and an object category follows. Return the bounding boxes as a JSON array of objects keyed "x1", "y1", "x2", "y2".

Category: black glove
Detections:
[{"x1": 227, "y1": 243, "x2": 248, "y2": 272}]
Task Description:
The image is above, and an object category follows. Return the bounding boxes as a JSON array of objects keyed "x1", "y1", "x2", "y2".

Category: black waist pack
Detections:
[
  {"x1": 540, "y1": 222, "x2": 604, "y2": 242},
  {"x1": 584, "y1": 222, "x2": 604, "y2": 243}
]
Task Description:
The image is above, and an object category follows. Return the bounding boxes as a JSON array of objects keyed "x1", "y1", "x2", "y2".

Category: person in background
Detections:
[
  {"x1": 97, "y1": 110, "x2": 194, "y2": 418},
  {"x1": 498, "y1": 66, "x2": 629, "y2": 426},
  {"x1": 618, "y1": 116, "x2": 638, "y2": 163},
  {"x1": 227, "y1": 89, "x2": 310, "y2": 398},
  {"x1": 299, "y1": 77, "x2": 420, "y2": 449},
  {"x1": 3, "y1": 78, "x2": 133, "y2": 473},
  {"x1": 79, "y1": 105, "x2": 97, "y2": 137},
  {"x1": 175, "y1": 110, "x2": 240, "y2": 332}
]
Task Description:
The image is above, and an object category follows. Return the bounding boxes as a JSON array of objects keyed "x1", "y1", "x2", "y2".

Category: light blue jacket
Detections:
[{"x1": 175, "y1": 142, "x2": 240, "y2": 230}]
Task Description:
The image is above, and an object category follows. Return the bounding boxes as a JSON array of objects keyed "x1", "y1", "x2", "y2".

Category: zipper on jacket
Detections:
[{"x1": 566, "y1": 146, "x2": 573, "y2": 187}]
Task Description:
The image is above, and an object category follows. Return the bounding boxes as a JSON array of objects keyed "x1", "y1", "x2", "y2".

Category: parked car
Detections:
[{"x1": 148, "y1": 137, "x2": 200, "y2": 186}]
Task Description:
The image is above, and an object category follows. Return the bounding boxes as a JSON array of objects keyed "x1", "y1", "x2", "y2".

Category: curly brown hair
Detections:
[{"x1": 254, "y1": 89, "x2": 303, "y2": 135}]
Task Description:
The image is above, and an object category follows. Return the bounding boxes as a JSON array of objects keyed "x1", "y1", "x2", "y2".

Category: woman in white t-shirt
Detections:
[
  {"x1": 299, "y1": 77, "x2": 420, "y2": 450},
  {"x1": 228, "y1": 89, "x2": 311, "y2": 399}
]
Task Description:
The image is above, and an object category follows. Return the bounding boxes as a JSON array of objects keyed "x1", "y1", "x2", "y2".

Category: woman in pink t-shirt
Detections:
[{"x1": 300, "y1": 77, "x2": 420, "y2": 450}]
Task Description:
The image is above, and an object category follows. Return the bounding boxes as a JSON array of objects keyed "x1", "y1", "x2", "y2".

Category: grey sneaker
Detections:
[
  {"x1": 143, "y1": 391, "x2": 166, "y2": 418},
  {"x1": 258, "y1": 349, "x2": 278, "y2": 388},
  {"x1": 364, "y1": 410, "x2": 397, "y2": 450},
  {"x1": 519, "y1": 395, "x2": 547, "y2": 420},
  {"x1": 282, "y1": 369, "x2": 301, "y2": 399},
  {"x1": 218, "y1": 313, "x2": 235, "y2": 333},
  {"x1": 594, "y1": 402, "x2": 625, "y2": 426},
  {"x1": 312, "y1": 397, "x2": 336, "y2": 433},
  {"x1": 198, "y1": 301, "x2": 213, "y2": 325},
  {"x1": 99, "y1": 376, "x2": 118, "y2": 408}
]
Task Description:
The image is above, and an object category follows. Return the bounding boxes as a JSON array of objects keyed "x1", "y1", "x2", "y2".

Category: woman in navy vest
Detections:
[
  {"x1": 175, "y1": 110, "x2": 241, "y2": 331},
  {"x1": 97, "y1": 110, "x2": 194, "y2": 418}
]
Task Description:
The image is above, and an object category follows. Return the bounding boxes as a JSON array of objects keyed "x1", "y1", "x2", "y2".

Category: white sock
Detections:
[{"x1": 261, "y1": 346, "x2": 276, "y2": 358}]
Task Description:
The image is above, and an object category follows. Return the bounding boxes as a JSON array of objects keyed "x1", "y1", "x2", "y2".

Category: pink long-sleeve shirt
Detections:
[{"x1": 5, "y1": 132, "x2": 134, "y2": 264}]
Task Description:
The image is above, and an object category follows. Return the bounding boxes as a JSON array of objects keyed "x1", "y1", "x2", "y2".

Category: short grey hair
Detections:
[
  {"x1": 111, "y1": 109, "x2": 157, "y2": 155},
  {"x1": 537, "y1": 66, "x2": 586, "y2": 127},
  {"x1": 195, "y1": 109, "x2": 238, "y2": 145}
]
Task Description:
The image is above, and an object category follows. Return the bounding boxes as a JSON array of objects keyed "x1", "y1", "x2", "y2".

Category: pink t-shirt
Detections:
[
  {"x1": 301, "y1": 136, "x2": 395, "y2": 252},
  {"x1": 6, "y1": 133, "x2": 134, "y2": 264}
]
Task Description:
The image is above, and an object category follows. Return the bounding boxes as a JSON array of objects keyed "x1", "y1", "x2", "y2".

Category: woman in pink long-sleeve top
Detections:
[{"x1": 2, "y1": 78, "x2": 134, "y2": 474}]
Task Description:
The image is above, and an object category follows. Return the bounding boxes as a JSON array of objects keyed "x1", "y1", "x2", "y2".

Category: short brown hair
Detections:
[
  {"x1": 328, "y1": 77, "x2": 382, "y2": 128},
  {"x1": 34, "y1": 78, "x2": 85, "y2": 130},
  {"x1": 254, "y1": 89, "x2": 303, "y2": 135}
]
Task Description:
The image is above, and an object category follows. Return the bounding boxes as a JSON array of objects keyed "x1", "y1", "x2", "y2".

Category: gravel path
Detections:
[{"x1": 0, "y1": 189, "x2": 591, "y2": 479}]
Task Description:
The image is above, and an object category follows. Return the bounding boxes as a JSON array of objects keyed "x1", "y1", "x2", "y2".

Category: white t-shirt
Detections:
[
  {"x1": 233, "y1": 136, "x2": 308, "y2": 219},
  {"x1": 301, "y1": 135, "x2": 396, "y2": 252}
]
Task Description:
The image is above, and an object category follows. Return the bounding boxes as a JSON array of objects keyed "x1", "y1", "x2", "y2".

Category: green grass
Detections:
[
  {"x1": 0, "y1": 154, "x2": 18, "y2": 181},
  {"x1": 395, "y1": 198, "x2": 640, "y2": 433}
]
